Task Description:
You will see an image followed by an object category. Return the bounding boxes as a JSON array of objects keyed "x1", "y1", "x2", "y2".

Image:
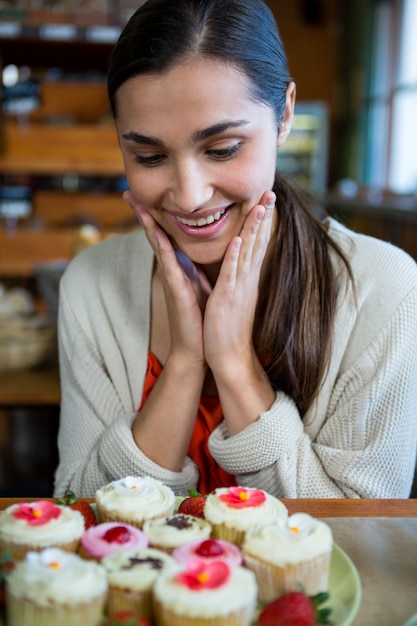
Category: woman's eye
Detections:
[
  {"x1": 134, "y1": 153, "x2": 166, "y2": 167},
  {"x1": 207, "y1": 143, "x2": 242, "y2": 160}
]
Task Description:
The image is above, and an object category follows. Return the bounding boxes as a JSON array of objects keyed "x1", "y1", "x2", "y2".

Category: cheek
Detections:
[
  {"x1": 124, "y1": 166, "x2": 162, "y2": 210},
  {"x1": 229, "y1": 150, "x2": 276, "y2": 203}
]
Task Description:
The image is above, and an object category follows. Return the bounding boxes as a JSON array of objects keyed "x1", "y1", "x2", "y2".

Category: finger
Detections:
[
  {"x1": 122, "y1": 191, "x2": 170, "y2": 261},
  {"x1": 236, "y1": 194, "x2": 275, "y2": 276}
]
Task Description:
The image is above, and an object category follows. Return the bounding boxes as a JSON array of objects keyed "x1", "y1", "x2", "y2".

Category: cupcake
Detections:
[
  {"x1": 242, "y1": 513, "x2": 333, "y2": 603},
  {"x1": 80, "y1": 522, "x2": 149, "y2": 561},
  {"x1": 142, "y1": 514, "x2": 212, "y2": 553},
  {"x1": 6, "y1": 547, "x2": 108, "y2": 626},
  {"x1": 102, "y1": 547, "x2": 180, "y2": 619},
  {"x1": 172, "y1": 538, "x2": 242, "y2": 568},
  {"x1": 95, "y1": 476, "x2": 176, "y2": 528},
  {"x1": 153, "y1": 559, "x2": 257, "y2": 626},
  {"x1": 0, "y1": 500, "x2": 85, "y2": 562},
  {"x1": 204, "y1": 486, "x2": 288, "y2": 546}
]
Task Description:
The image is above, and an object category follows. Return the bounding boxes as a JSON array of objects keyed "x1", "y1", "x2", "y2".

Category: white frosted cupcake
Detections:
[
  {"x1": 204, "y1": 486, "x2": 288, "y2": 546},
  {"x1": 6, "y1": 547, "x2": 108, "y2": 626},
  {"x1": 102, "y1": 547, "x2": 180, "y2": 618},
  {"x1": 143, "y1": 514, "x2": 212, "y2": 553},
  {"x1": 172, "y1": 538, "x2": 242, "y2": 568},
  {"x1": 242, "y1": 513, "x2": 333, "y2": 603},
  {"x1": 0, "y1": 501, "x2": 85, "y2": 562},
  {"x1": 80, "y1": 522, "x2": 149, "y2": 561},
  {"x1": 153, "y1": 560, "x2": 257, "y2": 626},
  {"x1": 95, "y1": 476, "x2": 176, "y2": 529}
]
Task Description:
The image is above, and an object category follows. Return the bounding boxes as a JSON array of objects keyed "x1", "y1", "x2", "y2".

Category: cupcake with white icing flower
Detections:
[
  {"x1": 203, "y1": 486, "x2": 288, "y2": 546},
  {"x1": 242, "y1": 513, "x2": 333, "y2": 603},
  {"x1": 5, "y1": 547, "x2": 108, "y2": 626},
  {"x1": 0, "y1": 500, "x2": 84, "y2": 562},
  {"x1": 95, "y1": 476, "x2": 176, "y2": 529}
]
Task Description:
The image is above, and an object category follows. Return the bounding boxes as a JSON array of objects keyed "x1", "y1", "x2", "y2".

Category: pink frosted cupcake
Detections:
[
  {"x1": 172, "y1": 538, "x2": 242, "y2": 568},
  {"x1": 80, "y1": 522, "x2": 149, "y2": 561}
]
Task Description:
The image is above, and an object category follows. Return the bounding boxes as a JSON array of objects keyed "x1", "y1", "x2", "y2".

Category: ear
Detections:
[{"x1": 277, "y1": 81, "x2": 296, "y2": 147}]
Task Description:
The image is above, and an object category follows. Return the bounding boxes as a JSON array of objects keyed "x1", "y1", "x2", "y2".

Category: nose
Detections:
[{"x1": 166, "y1": 158, "x2": 212, "y2": 213}]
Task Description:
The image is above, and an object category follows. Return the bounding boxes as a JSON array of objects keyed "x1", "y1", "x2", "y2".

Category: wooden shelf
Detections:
[
  {"x1": 0, "y1": 227, "x2": 76, "y2": 277},
  {"x1": 0, "y1": 365, "x2": 60, "y2": 406},
  {"x1": 0, "y1": 121, "x2": 124, "y2": 176}
]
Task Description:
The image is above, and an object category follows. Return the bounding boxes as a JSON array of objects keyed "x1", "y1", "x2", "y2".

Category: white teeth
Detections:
[{"x1": 178, "y1": 207, "x2": 226, "y2": 227}]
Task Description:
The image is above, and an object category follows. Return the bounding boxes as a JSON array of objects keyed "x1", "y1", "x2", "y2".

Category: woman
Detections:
[{"x1": 54, "y1": 0, "x2": 417, "y2": 498}]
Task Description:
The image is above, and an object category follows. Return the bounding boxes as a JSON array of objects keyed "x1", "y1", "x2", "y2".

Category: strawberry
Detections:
[
  {"x1": 101, "y1": 610, "x2": 151, "y2": 626},
  {"x1": 57, "y1": 491, "x2": 97, "y2": 530},
  {"x1": 102, "y1": 526, "x2": 131, "y2": 544},
  {"x1": 258, "y1": 590, "x2": 332, "y2": 626},
  {"x1": 177, "y1": 489, "x2": 207, "y2": 519},
  {"x1": 195, "y1": 539, "x2": 224, "y2": 557}
]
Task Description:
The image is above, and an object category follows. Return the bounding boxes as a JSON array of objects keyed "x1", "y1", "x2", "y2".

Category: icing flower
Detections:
[
  {"x1": 286, "y1": 513, "x2": 314, "y2": 538},
  {"x1": 12, "y1": 501, "x2": 62, "y2": 526},
  {"x1": 26, "y1": 548, "x2": 75, "y2": 572},
  {"x1": 176, "y1": 560, "x2": 230, "y2": 590},
  {"x1": 113, "y1": 476, "x2": 154, "y2": 496},
  {"x1": 219, "y1": 486, "x2": 266, "y2": 509}
]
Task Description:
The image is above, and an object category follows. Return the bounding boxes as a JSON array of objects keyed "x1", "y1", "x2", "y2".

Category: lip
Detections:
[{"x1": 171, "y1": 205, "x2": 233, "y2": 239}]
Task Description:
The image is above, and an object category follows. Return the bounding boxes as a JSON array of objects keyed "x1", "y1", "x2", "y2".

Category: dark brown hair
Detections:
[{"x1": 108, "y1": 0, "x2": 352, "y2": 416}]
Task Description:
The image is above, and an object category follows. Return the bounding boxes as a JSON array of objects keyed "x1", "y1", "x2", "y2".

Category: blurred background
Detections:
[{"x1": 0, "y1": 0, "x2": 416, "y2": 496}]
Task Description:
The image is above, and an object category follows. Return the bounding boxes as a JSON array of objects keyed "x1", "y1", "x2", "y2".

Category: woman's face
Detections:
[{"x1": 116, "y1": 57, "x2": 291, "y2": 266}]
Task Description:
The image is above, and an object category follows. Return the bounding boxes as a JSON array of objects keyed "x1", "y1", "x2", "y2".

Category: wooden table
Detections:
[
  {"x1": 0, "y1": 498, "x2": 416, "y2": 626},
  {"x1": 1, "y1": 497, "x2": 416, "y2": 516}
]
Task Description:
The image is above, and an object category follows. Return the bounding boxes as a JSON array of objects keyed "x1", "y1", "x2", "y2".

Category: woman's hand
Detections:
[
  {"x1": 123, "y1": 191, "x2": 209, "y2": 367},
  {"x1": 203, "y1": 191, "x2": 275, "y2": 377}
]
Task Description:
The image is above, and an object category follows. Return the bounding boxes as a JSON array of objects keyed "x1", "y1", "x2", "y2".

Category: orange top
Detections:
[{"x1": 138, "y1": 352, "x2": 236, "y2": 495}]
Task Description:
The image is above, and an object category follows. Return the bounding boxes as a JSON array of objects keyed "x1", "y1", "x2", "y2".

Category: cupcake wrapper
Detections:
[
  {"x1": 96, "y1": 505, "x2": 174, "y2": 530},
  {"x1": 243, "y1": 551, "x2": 331, "y2": 604},
  {"x1": 210, "y1": 523, "x2": 246, "y2": 547},
  {"x1": 6, "y1": 594, "x2": 105, "y2": 626},
  {"x1": 0, "y1": 538, "x2": 80, "y2": 563},
  {"x1": 106, "y1": 586, "x2": 153, "y2": 620},
  {"x1": 153, "y1": 599, "x2": 253, "y2": 626}
]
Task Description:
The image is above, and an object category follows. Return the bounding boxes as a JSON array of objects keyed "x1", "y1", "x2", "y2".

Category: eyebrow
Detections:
[{"x1": 122, "y1": 119, "x2": 250, "y2": 146}]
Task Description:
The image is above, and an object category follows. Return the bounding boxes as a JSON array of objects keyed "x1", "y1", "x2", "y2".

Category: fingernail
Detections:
[
  {"x1": 265, "y1": 193, "x2": 276, "y2": 210},
  {"x1": 256, "y1": 207, "x2": 265, "y2": 222}
]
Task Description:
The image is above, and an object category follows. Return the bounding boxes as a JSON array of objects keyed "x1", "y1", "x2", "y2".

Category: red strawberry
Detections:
[
  {"x1": 177, "y1": 489, "x2": 207, "y2": 519},
  {"x1": 258, "y1": 590, "x2": 332, "y2": 626},
  {"x1": 101, "y1": 610, "x2": 151, "y2": 626},
  {"x1": 103, "y1": 526, "x2": 131, "y2": 544},
  {"x1": 57, "y1": 491, "x2": 97, "y2": 530},
  {"x1": 195, "y1": 539, "x2": 224, "y2": 557}
]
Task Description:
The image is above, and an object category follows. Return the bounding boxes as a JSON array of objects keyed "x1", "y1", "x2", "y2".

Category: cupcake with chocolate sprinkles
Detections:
[
  {"x1": 142, "y1": 514, "x2": 212, "y2": 554},
  {"x1": 101, "y1": 547, "x2": 180, "y2": 619}
]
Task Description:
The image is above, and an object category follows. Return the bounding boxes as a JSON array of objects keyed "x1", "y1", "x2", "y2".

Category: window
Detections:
[{"x1": 366, "y1": 0, "x2": 417, "y2": 193}]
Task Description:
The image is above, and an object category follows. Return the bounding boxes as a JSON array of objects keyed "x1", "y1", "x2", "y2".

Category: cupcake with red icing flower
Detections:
[
  {"x1": 203, "y1": 486, "x2": 288, "y2": 546},
  {"x1": 153, "y1": 559, "x2": 257, "y2": 626},
  {"x1": 79, "y1": 522, "x2": 148, "y2": 561},
  {"x1": 0, "y1": 500, "x2": 84, "y2": 562},
  {"x1": 172, "y1": 538, "x2": 242, "y2": 568}
]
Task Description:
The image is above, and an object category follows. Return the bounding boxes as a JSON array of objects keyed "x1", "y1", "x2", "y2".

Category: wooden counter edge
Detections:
[{"x1": 0, "y1": 498, "x2": 416, "y2": 517}]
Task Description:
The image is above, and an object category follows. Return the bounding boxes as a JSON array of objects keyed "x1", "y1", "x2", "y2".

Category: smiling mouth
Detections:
[{"x1": 176, "y1": 207, "x2": 227, "y2": 227}]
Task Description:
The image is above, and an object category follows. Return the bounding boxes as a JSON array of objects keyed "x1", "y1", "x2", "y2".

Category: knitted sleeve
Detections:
[
  {"x1": 54, "y1": 260, "x2": 199, "y2": 498},
  {"x1": 209, "y1": 286, "x2": 417, "y2": 499}
]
